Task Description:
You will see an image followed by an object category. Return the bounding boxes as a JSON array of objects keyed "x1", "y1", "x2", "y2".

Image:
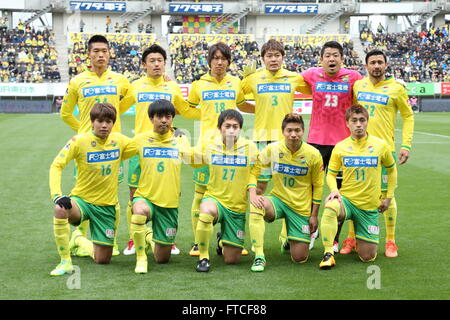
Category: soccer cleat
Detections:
[
  {"x1": 112, "y1": 242, "x2": 120, "y2": 256},
  {"x1": 189, "y1": 244, "x2": 200, "y2": 256},
  {"x1": 123, "y1": 239, "x2": 136, "y2": 256},
  {"x1": 196, "y1": 258, "x2": 210, "y2": 272},
  {"x1": 319, "y1": 252, "x2": 336, "y2": 270},
  {"x1": 339, "y1": 237, "x2": 356, "y2": 255},
  {"x1": 241, "y1": 248, "x2": 249, "y2": 256},
  {"x1": 251, "y1": 257, "x2": 266, "y2": 272},
  {"x1": 135, "y1": 258, "x2": 148, "y2": 274},
  {"x1": 333, "y1": 241, "x2": 339, "y2": 254},
  {"x1": 216, "y1": 232, "x2": 223, "y2": 256},
  {"x1": 50, "y1": 260, "x2": 74, "y2": 276},
  {"x1": 280, "y1": 240, "x2": 290, "y2": 254},
  {"x1": 171, "y1": 244, "x2": 180, "y2": 255},
  {"x1": 309, "y1": 230, "x2": 319, "y2": 250},
  {"x1": 385, "y1": 240, "x2": 398, "y2": 258}
]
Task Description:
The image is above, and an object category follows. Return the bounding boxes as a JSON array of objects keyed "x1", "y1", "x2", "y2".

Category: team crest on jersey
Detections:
[
  {"x1": 105, "y1": 229, "x2": 115, "y2": 239},
  {"x1": 91, "y1": 141, "x2": 96, "y2": 147},
  {"x1": 342, "y1": 76, "x2": 349, "y2": 82},
  {"x1": 148, "y1": 138, "x2": 154, "y2": 143},
  {"x1": 109, "y1": 140, "x2": 117, "y2": 147},
  {"x1": 382, "y1": 86, "x2": 389, "y2": 93},
  {"x1": 368, "y1": 145, "x2": 375, "y2": 153},
  {"x1": 279, "y1": 152, "x2": 284, "y2": 158},
  {"x1": 226, "y1": 81, "x2": 232, "y2": 88}
]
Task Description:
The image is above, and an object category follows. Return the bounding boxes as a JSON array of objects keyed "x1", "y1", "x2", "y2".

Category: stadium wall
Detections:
[{"x1": 420, "y1": 99, "x2": 450, "y2": 112}]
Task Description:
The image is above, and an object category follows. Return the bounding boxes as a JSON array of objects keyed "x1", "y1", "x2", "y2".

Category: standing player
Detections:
[
  {"x1": 187, "y1": 42, "x2": 253, "y2": 257},
  {"x1": 194, "y1": 109, "x2": 259, "y2": 272},
  {"x1": 301, "y1": 41, "x2": 363, "y2": 251},
  {"x1": 49, "y1": 103, "x2": 134, "y2": 276},
  {"x1": 319, "y1": 105, "x2": 397, "y2": 269},
  {"x1": 340, "y1": 49, "x2": 414, "y2": 257},
  {"x1": 126, "y1": 100, "x2": 193, "y2": 274},
  {"x1": 249, "y1": 113, "x2": 324, "y2": 272},
  {"x1": 119, "y1": 44, "x2": 200, "y2": 256},
  {"x1": 60, "y1": 35, "x2": 130, "y2": 256}
]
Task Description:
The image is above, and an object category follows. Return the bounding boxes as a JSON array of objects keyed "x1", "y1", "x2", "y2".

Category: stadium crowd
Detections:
[{"x1": 0, "y1": 21, "x2": 61, "y2": 83}]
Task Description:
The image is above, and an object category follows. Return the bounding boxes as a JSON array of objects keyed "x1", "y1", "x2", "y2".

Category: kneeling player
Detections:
[
  {"x1": 249, "y1": 113, "x2": 324, "y2": 271},
  {"x1": 49, "y1": 103, "x2": 134, "y2": 276},
  {"x1": 128, "y1": 99, "x2": 193, "y2": 274},
  {"x1": 319, "y1": 105, "x2": 397, "y2": 269},
  {"x1": 194, "y1": 109, "x2": 259, "y2": 272}
]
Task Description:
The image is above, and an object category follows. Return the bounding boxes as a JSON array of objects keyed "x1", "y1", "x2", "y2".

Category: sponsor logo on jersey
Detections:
[
  {"x1": 202, "y1": 90, "x2": 236, "y2": 100},
  {"x1": 343, "y1": 156, "x2": 378, "y2": 167},
  {"x1": 87, "y1": 149, "x2": 120, "y2": 163},
  {"x1": 211, "y1": 154, "x2": 247, "y2": 166},
  {"x1": 257, "y1": 83, "x2": 291, "y2": 94},
  {"x1": 316, "y1": 82, "x2": 350, "y2": 93},
  {"x1": 143, "y1": 147, "x2": 179, "y2": 159},
  {"x1": 137, "y1": 92, "x2": 172, "y2": 102},
  {"x1": 273, "y1": 162, "x2": 308, "y2": 176},
  {"x1": 357, "y1": 91, "x2": 389, "y2": 106},
  {"x1": 82, "y1": 85, "x2": 117, "y2": 97}
]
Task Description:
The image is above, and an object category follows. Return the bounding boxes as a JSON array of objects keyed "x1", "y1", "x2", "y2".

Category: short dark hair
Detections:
[
  {"x1": 90, "y1": 103, "x2": 117, "y2": 123},
  {"x1": 207, "y1": 42, "x2": 231, "y2": 67},
  {"x1": 345, "y1": 104, "x2": 369, "y2": 122},
  {"x1": 261, "y1": 39, "x2": 285, "y2": 57},
  {"x1": 320, "y1": 41, "x2": 343, "y2": 57},
  {"x1": 142, "y1": 44, "x2": 167, "y2": 63},
  {"x1": 87, "y1": 35, "x2": 109, "y2": 51},
  {"x1": 148, "y1": 99, "x2": 176, "y2": 119},
  {"x1": 282, "y1": 113, "x2": 304, "y2": 131},
  {"x1": 217, "y1": 109, "x2": 243, "y2": 129},
  {"x1": 365, "y1": 49, "x2": 387, "y2": 64}
]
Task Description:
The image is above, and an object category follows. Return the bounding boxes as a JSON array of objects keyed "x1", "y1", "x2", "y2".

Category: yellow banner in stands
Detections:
[
  {"x1": 69, "y1": 33, "x2": 157, "y2": 45},
  {"x1": 269, "y1": 34, "x2": 350, "y2": 45},
  {"x1": 168, "y1": 34, "x2": 255, "y2": 44}
]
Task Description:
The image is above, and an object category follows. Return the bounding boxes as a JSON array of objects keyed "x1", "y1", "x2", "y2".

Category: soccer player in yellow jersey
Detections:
[
  {"x1": 60, "y1": 35, "x2": 130, "y2": 255},
  {"x1": 249, "y1": 114, "x2": 324, "y2": 272},
  {"x1": 194, "y1": 109, "x2": 259, "y2": 272},
  {"x1": 119, "y1": 44, "x2": 200, "y2": 256},
  {"x1": 319, "y1": 105, "x2": 397, "y2": 269},
  {"x1": 49, "y1": 104, "x2": 134, "y2": 276},
  {"x1": 339, "y1": 49, "x2": 414, "y2": 258},
  {"x1": 125, "y1": 100, "x2": 193, "y2": 274},
  {"x1": 241, "y1": 38, "x2": 312, "y2": 251},
  {"x1": 187, "y1": 42, "x2": 253, "y2": 257}
]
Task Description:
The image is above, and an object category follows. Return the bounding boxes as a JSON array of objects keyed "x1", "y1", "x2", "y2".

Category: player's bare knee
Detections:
[
  {"x1": 291, "y1": 253, "x2": 308, "y2": 263},
  {"x1": 94, "y1": 256, "x2": 111, "y2": 264}
]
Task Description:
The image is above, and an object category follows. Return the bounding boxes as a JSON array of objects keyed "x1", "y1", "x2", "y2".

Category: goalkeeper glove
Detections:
[
  {"x1": 54, "y1": 196, "x2": 72, "y2": 210},
  {"x1": 239, "y1": 60, "x2": 257, "y2": 78}
]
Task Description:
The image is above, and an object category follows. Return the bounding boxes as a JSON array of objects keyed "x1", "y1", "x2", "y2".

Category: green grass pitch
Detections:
[{"x1": 0, "y1": 112, "x2": 449, "y2": 300}]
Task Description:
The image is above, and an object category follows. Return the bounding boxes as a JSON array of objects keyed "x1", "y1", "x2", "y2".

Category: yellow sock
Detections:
[
  {"x1": 347, "y1": 220, "x2": 356, "y2": 239},
  {"x1": 131, "y1": 214, "x2": 147, "y2": 259},
  {"x1": 77, "y1": 220, "x2": 89, "y2": 237},
  {"x1": 126, "y1": 200, "x2": 133, "y2": 239},
  {"x1": 196, "y1": 213, "x2": 214, "y2": 260},
  {"x1": 321, "y1": 200, "x2": 340, "y2": 254},
  {"x1": 191, "y1": 185, "x2": 205, "y2": 244},
  {"x1": 113, "y1": 202, "x2": 120, "y2": 249},
  {"x1": 145, "y1": 227, "x2": 155, "y2": 252},
  {"x1": 74, "y1": 234, "x2": 94, "y2": 259},
  {"x1": 383, "y1": 196, "x2": 397, "y2": 242},
  {"x1": 53, "y1": 217, "x2": 71, "y2": 261},
  {"x1": 249, "y1": 204, "x2": 265, "y2": 257},
  {"x1": 279, "y1": 219, "x2": 288, "y2": 244}
]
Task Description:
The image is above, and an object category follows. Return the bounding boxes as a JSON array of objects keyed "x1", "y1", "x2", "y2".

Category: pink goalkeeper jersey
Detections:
[{"x1": 302, "y1": 67, "x2": 362, "y2": 146}]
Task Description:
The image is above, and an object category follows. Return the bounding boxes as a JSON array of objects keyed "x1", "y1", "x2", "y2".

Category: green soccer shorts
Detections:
[{"x1": 342, "y1": 196, "x2": 379, "y2": 244}]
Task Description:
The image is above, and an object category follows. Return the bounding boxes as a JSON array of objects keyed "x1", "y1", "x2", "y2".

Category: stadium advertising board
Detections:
[
  {"x1": 169, "y1": 34, "x2": 254, "y2": 44},
  {"x1": 269, "y1": 34, "x2": 350, "y2": 45},
  {"x1": 441, "y1": 83, "x2": 450, "y2": 95},
  {"x1": 0, "y1": 83, "x2": 48, "y2": 96},
  {"x1": 70, "y1": 1, "x2": 126, "y2": 12},
  {"x1": 169, "y1": 3, "x2": 223, "y2": 14},
  {"x1": 69, "y1": 33, "x2": 156, "y2": 45},
  {"x1": 405, "y1": 83, "x2": 435, "y2": 96},
  {"x1": 264, "y1": 4, "x2": 318, "y2": 14}
]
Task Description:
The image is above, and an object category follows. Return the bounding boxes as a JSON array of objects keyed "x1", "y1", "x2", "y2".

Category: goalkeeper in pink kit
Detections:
[{"x1": 300, "y1": 41, "x2": 363, "y2": 251}]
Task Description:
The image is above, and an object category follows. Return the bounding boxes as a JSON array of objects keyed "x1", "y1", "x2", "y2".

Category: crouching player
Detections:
[
  {"x1": 127, "y1": 99, "x2": 193, "y2": 274},
  {"x1": 49, "y1": 103, "x2": 134, "y2": 276},
  {"x1": 194, "y1": 109, "x2": 259, "y2": 272},
  {"x1": 249, "y1": 113, "x2": 324, "y2": 272},
  {"x1": 319, "y1": 105, "x2": 397, "y2": 269}
]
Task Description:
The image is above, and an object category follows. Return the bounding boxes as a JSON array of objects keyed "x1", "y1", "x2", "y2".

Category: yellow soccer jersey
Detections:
[
  {"x1": 188, "y1": 73, "x2": 245, "y2": 142},
  {"x1": 128, "y1": 130, "x2": 192, "y2": 208},
  {"x1": 120, "y1": 76, "x2": 200, "y2": 135},
  {"x1": 255, "y1": 141, "x2": 324, "y2": 216},
  {"x1": 353, "y1": 77, "x2": 414, "y2": 152},
  {"x1": 327, "y1": 134, "x2": 397, "y2": 211},
  {"x1": 241, "y1": 68, "x2": 312, "y2": 142},
  {"x1": 49, "y1": 131, "x2": 134, "y2": 206},
  {"x1": 195, "y1": 136, "x2": 259, "y2": 213},
  {"x1": 61, "y1": 66, "x2": 130, "y2": 134}
]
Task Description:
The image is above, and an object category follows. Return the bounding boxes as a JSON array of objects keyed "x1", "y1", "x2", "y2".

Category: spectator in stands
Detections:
[
  {"x1": 106, "y1": 16, "x2": 111, "y2": 33},
  {"x1": 138, "y1": 21, "x2": 144, "y2": 33},
  {"x1": 114, "y1": 22, "x2": 121, "y2": 33},
  {"x1": 80, "y1": 19, "x2": 85, "y2": 32},
  {"x1": 122, "y1": 21, "x2": 129, "y2": 33},
  {"x1": 145, "y1": 24, "x2": 153, "y2": 33}
]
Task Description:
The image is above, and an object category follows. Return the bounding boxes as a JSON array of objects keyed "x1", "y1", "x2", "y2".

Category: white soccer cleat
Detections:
[
  {"x1": 171, "y1": 244, "x2": 180, "y2": 255},
  {"x1": 123, "y1": 239, "x2": 136, "y2": 256}
]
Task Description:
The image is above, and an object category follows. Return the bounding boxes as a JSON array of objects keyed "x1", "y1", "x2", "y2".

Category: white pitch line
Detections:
[{"x1": 395, "y1": 129, "x2": 450, "y2": 139}]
